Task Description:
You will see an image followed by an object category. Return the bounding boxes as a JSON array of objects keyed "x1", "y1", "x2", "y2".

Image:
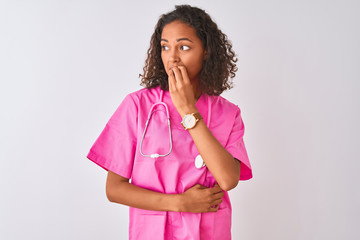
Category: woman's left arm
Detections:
[
  {"x1": 187, "y1": 119, "x2": 241, "y2": 191},
  {"x1": 168, "y1": 66, "x2": 241, "y2": 191}
]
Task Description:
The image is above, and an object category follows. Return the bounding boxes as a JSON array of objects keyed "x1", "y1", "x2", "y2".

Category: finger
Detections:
[
  {"x1": 213, "y1": 191, "x2": 224, "y2": 200},
  {"x1": 213, "y1": 183, "x2": 221, "y2": 188},
  {"x1": 210, "y1": 184, "x2": 223, "y2": 194},
  {"x1": 177, "y1": 65, "x2": 190, "y2": 84},
  {"x1": 208, "y1": 204, "x2": 219, "y2": 212},
  {"x1": 211, "y1": 198, "x2": 223, "y2": 206},
  {"x1": 214, "y1": 184, "x2": 224, "y2": 192},
  {"x1": 168, "y1": 69, "x2": 177, "y2": 92},
  {"x1": 196, "y1": 184, "x2": 208, "y2": 190},
  {"x1": 172, "y1": 66, "x2": 184, "y2": 84}
]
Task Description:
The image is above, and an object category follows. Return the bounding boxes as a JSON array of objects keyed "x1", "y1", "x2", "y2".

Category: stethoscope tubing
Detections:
[
  {"x1": 139, "y1": 101, "x2": 173, "y2": 158},
  {"x1": 139, "y1": 88, "x2": 212, "y2": 170}
]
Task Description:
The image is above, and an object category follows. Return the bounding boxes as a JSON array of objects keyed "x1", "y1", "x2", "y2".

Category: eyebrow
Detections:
[{"x1": 161, "y1": 38, "x2": 193, "y2": 43}]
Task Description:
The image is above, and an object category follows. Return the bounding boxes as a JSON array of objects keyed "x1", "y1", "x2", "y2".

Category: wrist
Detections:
[
  {"x1": 172, "y1": 193, "x2": 184, "y2": 212},
  {"x1": 179, "y1": 105, "x2": 199, "y2": 118},
  {"x1": 181, "y1": 112, "x2": 203, "y2": 130}
]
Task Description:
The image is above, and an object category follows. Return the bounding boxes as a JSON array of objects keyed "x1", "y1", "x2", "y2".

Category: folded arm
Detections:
[{"x1": 106, "y1": 170, "x2": 224, "y2": 213}]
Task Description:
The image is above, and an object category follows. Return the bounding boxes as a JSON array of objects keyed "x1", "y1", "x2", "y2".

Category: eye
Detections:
[
  {"x1": 161, "y1": 45, "x2": 169, "y2": 51},
  {"x1": 181, "y1": 45, "x2": 190, "y2": 51}
]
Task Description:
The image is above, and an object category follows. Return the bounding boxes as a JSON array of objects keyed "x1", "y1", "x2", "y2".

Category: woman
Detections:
[{"x1": 87, "y1": 5, "x2": 252, "y2": 240}]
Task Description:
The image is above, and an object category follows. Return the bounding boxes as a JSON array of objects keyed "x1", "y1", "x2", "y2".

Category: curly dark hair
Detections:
[{"x1": 139, "y1": 5, "x2": 238, "y2": 96}]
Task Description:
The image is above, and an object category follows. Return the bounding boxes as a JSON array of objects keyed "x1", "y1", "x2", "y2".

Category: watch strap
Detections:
[{"x1": 193, "y1": 112, "x2": 203, "y2": 121}]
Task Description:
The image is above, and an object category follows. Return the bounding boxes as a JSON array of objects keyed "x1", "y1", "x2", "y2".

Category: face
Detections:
[{"x1": 160, "y1": 20, "x2": 207, "y2": 83}]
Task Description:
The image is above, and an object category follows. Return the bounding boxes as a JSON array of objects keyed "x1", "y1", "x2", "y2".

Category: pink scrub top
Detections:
[{"x1": 87, "y1": 86, "x2": 252, "y2": 240}]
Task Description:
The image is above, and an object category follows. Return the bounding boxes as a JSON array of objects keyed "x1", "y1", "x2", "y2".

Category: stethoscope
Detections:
[{"x1": 139, "y1": 89, "x2": 212, "y2": 169}]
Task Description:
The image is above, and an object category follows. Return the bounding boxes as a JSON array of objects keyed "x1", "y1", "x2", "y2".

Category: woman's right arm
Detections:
[{"x1": 106, "y1": 170, "x2": 224, "y2": 213}]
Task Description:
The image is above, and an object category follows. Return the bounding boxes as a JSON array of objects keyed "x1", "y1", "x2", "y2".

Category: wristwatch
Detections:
[{"x1": 181, "y1": 112, "x2": 203, "y2": 130}]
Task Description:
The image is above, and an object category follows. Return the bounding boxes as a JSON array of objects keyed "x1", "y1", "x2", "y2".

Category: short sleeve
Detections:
[
  {"x1": 225, "y1": 107, "x2": 252, "y2": 181},
  {"x1": 86, "y1": 94, "x2": 138, "y2": 179}
]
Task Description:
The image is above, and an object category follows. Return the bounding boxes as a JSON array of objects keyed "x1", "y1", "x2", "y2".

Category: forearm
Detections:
[
  {"x1": 166, "y1": 65, "x2": 240, "y2": 191},
  {"x1": 107, "y1": 181, "x2": 181, "y2": 212},
  {"x1": 180, "y1": 106, "x2": 240, "y2": 191}
]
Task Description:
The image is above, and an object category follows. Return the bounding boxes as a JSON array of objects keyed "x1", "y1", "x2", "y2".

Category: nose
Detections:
[{"x1": 168, "y1": 48, "x2": 180, "y2": 63}]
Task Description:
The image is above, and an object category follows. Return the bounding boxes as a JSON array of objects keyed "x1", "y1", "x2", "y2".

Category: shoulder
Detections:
[
  {"x1": 108, "y1": 87, "x2": 159, "y2": 123},
  {"x1": 126, "y1": 86, "x2": 160, "y2": 104},
  {"x1": 210, "y1": 95, "x2": 241, "y2": 116},
  {"x1": 111, "y1": 87, "x2": 155, "y2": 116}
]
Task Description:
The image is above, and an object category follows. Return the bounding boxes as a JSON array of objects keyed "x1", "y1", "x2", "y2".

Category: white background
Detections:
[{"x1": 1, "y1": 0, "x2": 359, "y2": 239}]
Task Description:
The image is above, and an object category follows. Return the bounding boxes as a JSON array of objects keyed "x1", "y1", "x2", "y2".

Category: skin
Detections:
[
  {"x1": 105, "y1": 20, "x2": 240, "y2": 213},
  {"x1": 160, "y1": 20, "x2": 206, "y2": 101}
]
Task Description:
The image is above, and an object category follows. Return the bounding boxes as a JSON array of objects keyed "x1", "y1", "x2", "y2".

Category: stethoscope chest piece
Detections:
[{"x1": 195, "y1": 154, "x2": 206, "y2": 169}]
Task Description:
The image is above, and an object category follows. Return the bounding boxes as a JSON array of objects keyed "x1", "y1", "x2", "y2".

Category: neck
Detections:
[{"x1": 192, "y1": 80, "x2": 203, "y2": 101}]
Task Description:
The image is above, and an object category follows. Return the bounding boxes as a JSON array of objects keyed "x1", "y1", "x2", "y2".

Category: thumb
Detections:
[{"x1": 194, "y1": 184, "x2": 207, "y2": 189}]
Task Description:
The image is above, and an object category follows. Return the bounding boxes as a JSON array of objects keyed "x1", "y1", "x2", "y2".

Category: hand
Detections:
[
  {"x1": 167, "y1": 66, "x2": 198, "y2": 117},
  {"x1": 178, "y1": 184, "x2": 224, "y2": 213}
]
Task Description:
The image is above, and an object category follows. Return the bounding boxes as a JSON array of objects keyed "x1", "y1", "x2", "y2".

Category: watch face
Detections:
[{"x1": 183, "y1": 115, "x2": 196, "y2": 128}]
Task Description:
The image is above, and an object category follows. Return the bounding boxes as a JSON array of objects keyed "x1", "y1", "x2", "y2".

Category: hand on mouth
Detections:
[{"x1": 168, "y1": 64, "x2": 184, "y2": 70}]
